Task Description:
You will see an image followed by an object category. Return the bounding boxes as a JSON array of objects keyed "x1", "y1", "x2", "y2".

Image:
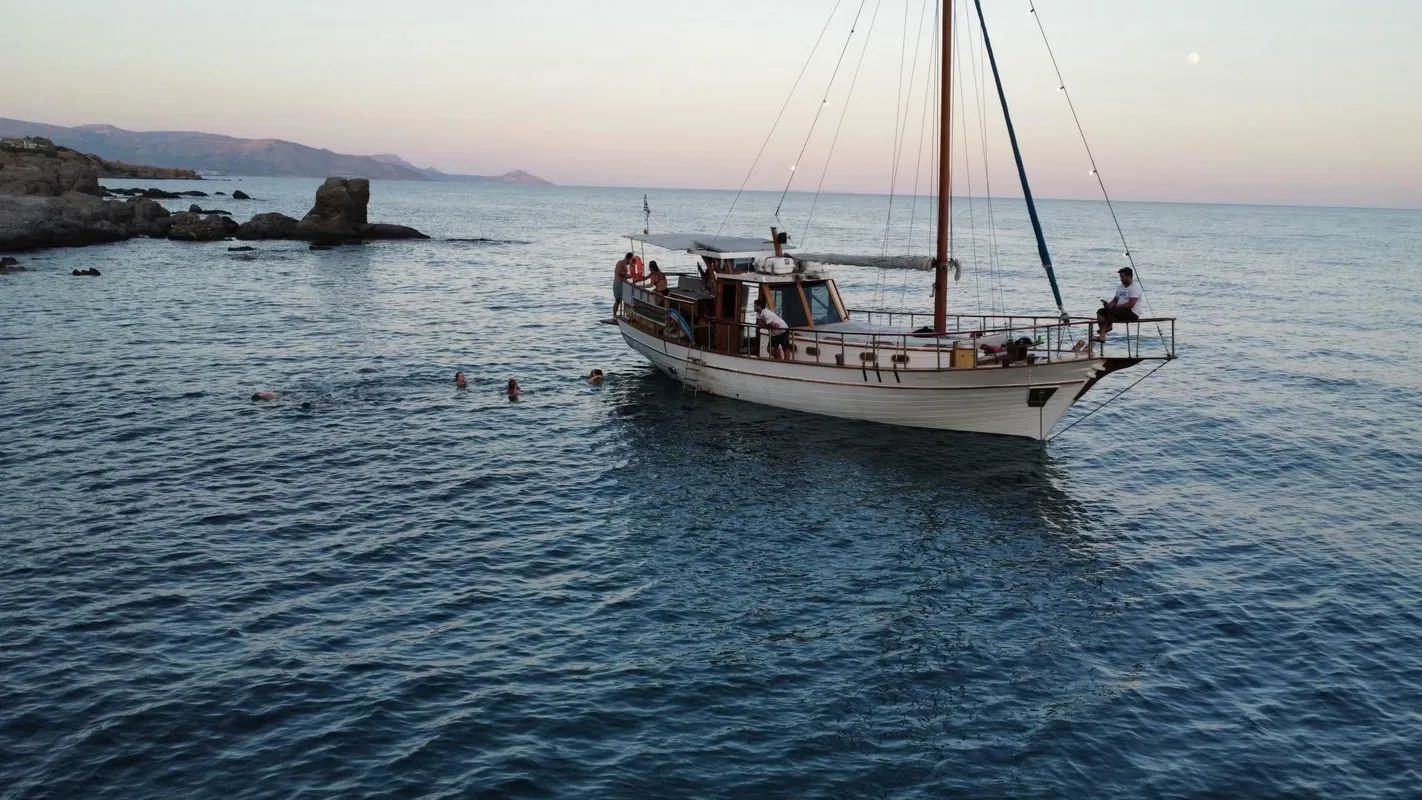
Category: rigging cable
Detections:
[
  {"x1": 870, "y1": 0, "x2": 912, "y2": 310},
  {"x1": 965, "y1": 1, "x2": 1004, "y2": 313},
  {"x1": 803, "y1": 0, "x2": 885, "y2": 247},
  {"x1": 1048, "y1": 359, "x2": 1171, "y2": 441},
  {"x1": 882, "y1": 0, "x2": 932, "y2": 256},
  {"x1": 711, "y1": 0, "x2": 845, "y2": 246},
  {"x1": 1028, "y1": 1, "x2": 1165, "y2": 343},
  {"x1": 953, "y1": 2, "x2": 983, "y2": 315},
  {"x1": 881, "y1": 0, "x2": 913, "y2": 257},
  {"x1": 902, "y1": 1, "x2": 939, "y2": 311},
  {"x1": 774, "y1": 0, "x2": 872, "y2": 225},
  {"x1": 904, "y1": 0, "x2": 932, "y2": 257}
]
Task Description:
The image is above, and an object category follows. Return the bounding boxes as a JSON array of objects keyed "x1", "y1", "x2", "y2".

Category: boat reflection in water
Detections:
[
  {"x1": 601, "y1": 372, "x2": 1147, "y2": 791},
  {"x1": 608, "y1": 369, "x2": 1097, "y2": 537}
]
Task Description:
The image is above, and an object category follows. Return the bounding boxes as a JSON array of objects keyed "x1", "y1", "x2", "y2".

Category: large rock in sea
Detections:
[
  {"x1": 166, "y1": 212, "x2": 239, "y2": 242},
  {"x1": 361, "y1": 223, "x2": 428, "y2": 239},
  {"x1": 287, "y1": 177, "x2": 428, "y2": 242},
  {"x1": 289, "y1": 177, "x2": 369, "y2": 242},
  {"x1": 235, "y1": 212, "x2": 299, "y2": 240}
]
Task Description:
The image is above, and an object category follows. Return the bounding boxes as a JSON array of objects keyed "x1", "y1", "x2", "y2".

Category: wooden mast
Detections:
[{"x1": 934, "y1": 0, "x2": 954, "y2": 334}]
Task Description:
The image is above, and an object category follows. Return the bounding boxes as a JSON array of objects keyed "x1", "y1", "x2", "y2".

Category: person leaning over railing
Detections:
[{"x1": 754, "y1": 298, "x2": 790, "y2": 361}]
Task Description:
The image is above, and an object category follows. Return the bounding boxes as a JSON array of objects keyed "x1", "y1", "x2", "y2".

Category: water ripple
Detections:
[{"x1": 2, "y1": 184, "x2": 1420, "y2": 797}]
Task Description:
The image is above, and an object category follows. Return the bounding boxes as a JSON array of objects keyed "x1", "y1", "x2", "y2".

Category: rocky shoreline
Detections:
[{"x1": 0, "y1": 139, "x2": 427, "y2": 253}]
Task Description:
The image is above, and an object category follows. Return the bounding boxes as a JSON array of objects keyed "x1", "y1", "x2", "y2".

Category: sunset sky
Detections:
[{"x1": 3, "y1": 0, "x2": 1419, "y2": 207}]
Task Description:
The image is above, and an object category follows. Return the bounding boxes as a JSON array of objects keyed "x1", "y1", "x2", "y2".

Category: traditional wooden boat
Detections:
[{"x1": 614, "y1": 1, "x2": 1175, "y2": 440}]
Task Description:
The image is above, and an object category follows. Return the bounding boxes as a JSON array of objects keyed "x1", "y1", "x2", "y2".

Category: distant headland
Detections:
[{"x1": 0, "y1": 117, "x2": 551, "y2": 185}]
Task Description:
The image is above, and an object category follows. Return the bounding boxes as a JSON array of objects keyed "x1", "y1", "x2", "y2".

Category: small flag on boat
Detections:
[{"x1": 643, "y1": 194, "x2": 651, "y2": 235}]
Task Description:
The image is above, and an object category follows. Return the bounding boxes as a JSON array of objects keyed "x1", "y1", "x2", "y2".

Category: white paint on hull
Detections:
[{"x1": 619, "y1": 321, "x2": 1103, "y2": 439}]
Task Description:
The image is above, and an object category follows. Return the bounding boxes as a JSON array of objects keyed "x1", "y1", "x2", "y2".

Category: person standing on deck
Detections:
[
  {"x1": 613, "y1": 252, "x2": 635, "y2": 317},
  {"x1": 1095, "y1": 267, "x2": 1143, "y2": 343},
  {"x1": 754, "y1": 298, "x2": 790, "y2": 361}
]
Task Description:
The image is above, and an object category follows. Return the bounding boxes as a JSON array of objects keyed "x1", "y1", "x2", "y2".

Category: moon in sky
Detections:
[{"x1": 1187, "y1": 52, "x2": 1201, "y2": 65}]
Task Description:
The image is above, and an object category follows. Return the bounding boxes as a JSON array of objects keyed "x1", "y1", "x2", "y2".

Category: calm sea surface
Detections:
[{"x1": 3, "y1": 179, "x2": 1421, "y2": 797}]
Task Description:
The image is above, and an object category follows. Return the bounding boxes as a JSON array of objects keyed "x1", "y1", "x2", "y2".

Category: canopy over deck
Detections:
[
  {"x1": 789, "y1": 253, "x2": 936, "y2": 271},
  {"x1": 626, "y1": 233, "x2": 774, "y2": 254}
]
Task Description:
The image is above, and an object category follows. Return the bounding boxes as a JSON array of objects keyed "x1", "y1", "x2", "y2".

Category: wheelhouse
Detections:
[{"x1": 620, "y1": 233, "x2": 849, "y2": 358}]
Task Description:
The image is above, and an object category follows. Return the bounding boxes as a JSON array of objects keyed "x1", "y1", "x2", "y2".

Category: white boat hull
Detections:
[{"x1": 619, "y1": 321, "x2": 1104, "y2": 440}]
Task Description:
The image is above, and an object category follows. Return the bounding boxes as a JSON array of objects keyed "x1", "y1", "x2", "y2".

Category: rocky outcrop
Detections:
[
  {"x1": 166, "y1": 212, "x2": 238, "y2": 242},
  {"x1": 235, "y1": 212, "x2": 299, "y2": 240},
  {"x1": 232, "y1": 190, "x2": 251, "y2": 200},
  {"x1": 2, "y1": 151, "x2": 425, "y2": 252},
  {"x1": 0, "y1": 146, "x2": 103, "y2": 197},
  {"x1": 289, "y1": 177, "x2": 369, "y2": 242},
  {"x1": 284, "y1": 177, "x2": 428, "y2": 243},
  {"x1": 0, "y1": 193, "x2": 173, "y2": 251},
  {"x1": 105, "y1": 187, "x2": 207, "y2": 199},
  {"x1": 361, "y1": 223, "x2": 428, "y2": 239},
  {"x1": 98, "y1": 160, "x2": 201, "y2": 180},
  {"x1": 188, "y1": 204, "x2": 230, "y2": 215}
]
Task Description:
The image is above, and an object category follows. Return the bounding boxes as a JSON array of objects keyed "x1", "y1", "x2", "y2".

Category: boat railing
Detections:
[{"x1": 621, "y1": 288, "x2": 1174, "y2": 368}]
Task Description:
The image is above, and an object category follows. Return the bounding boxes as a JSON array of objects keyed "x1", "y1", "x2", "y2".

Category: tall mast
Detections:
[{"x1": 933, "y1": 0, "x2": 953, "y2": 334}]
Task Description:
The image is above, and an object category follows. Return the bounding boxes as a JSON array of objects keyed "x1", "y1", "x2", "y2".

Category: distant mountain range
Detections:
[{"x1": 0, "y1": 118, "x2": 550, "y2": 184}]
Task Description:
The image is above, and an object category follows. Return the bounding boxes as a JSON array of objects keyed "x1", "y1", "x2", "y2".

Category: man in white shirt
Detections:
[
  {"x1": 1095, "y1": 267, "x2": 1144, "y2": 343},
  {"x1": 754, "y1": 298, "x2": 790, "y2": 360}
]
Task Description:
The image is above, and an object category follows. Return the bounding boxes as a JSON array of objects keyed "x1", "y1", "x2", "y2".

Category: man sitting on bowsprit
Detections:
[{"x1": 1095, "y1": 266, "x2": 1143, "y2": 343}]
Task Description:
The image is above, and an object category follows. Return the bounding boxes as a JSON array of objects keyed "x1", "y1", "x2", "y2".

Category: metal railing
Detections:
[{"x1": 619, "y1": 283, "x2": 1174, "y2": 369}]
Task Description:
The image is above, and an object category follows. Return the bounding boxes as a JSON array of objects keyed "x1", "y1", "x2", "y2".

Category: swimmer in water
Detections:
[
  {"x1": 588, "y1": 369, "x2": 604, "y2": 385},
  {"x1": 455, "y1": 371, "x2": 468, "y2": 390},
  {"x1": 507, "y1": 378, "x2": 521, "y2": 401},
  {"x1": 251, "y1": 392, "x2": 279, "y2": 401}
]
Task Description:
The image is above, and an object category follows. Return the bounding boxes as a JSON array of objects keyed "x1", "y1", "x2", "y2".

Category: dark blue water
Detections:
[{"x1": 3, "y1": 180, "x2": 1421, "y2": 797}]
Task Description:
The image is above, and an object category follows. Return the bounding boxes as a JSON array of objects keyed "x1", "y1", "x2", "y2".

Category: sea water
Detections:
[{"x1": 2, "y1": 179, "x2": 1420, "y2": 797}]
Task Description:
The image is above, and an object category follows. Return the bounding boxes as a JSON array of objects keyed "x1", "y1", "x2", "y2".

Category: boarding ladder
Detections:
[{"x1": 682, "y1": 350, "x2": 706, "y2": 397}]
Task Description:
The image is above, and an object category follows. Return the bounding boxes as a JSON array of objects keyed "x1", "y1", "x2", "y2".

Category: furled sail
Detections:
[{"x1": 789, "y1": 253, "x2": 936, "y2": 271}]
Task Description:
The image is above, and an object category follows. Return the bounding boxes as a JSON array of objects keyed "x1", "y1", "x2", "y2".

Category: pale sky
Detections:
[{"x1": 3, "y1": 0, "x2": 1419, "y2": 208}]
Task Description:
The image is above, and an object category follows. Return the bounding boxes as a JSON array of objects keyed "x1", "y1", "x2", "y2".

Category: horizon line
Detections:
[{"x1": 535, "y1": 182, "x2": 1422, "y2": 214}]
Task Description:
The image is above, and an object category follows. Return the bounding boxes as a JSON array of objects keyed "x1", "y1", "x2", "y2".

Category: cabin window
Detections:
[
  {"x1": 769, "y1": 286, "x2": 810, "y2": 328},
  {"x1": 803, "y1": 282, "x2": 842, "y2": 325}
]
